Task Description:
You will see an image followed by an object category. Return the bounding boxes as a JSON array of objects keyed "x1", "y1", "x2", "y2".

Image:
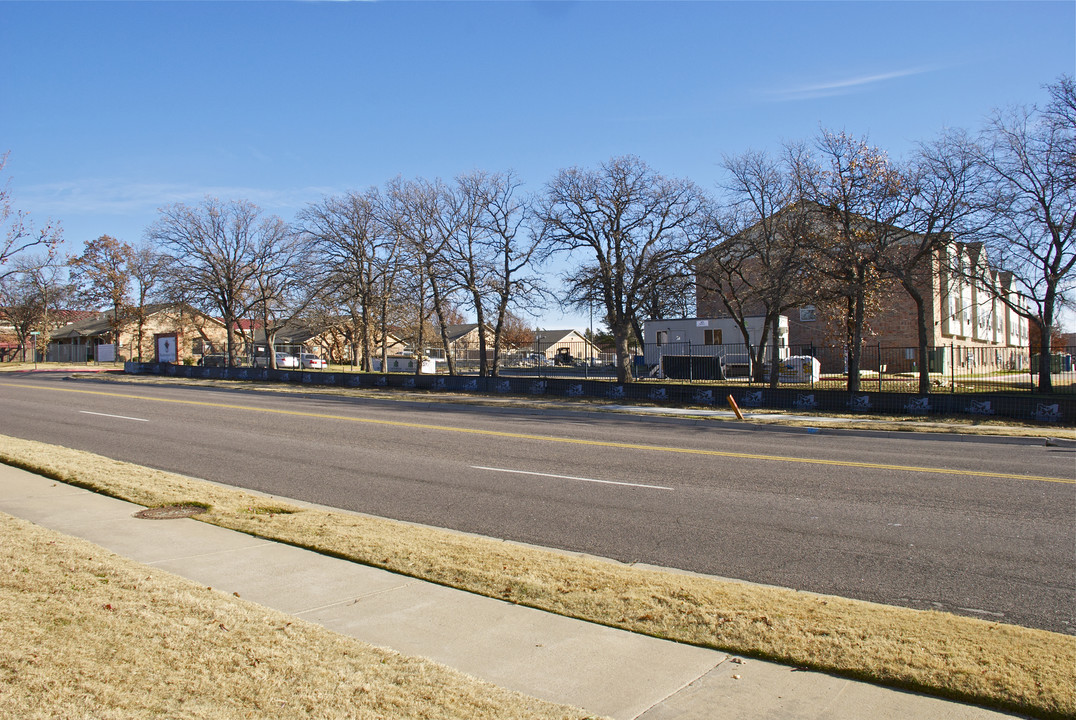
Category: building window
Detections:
[
  {"x1": 703, "y1": 329, "x2": 722, "y2": 346},
  {"x1": 191, "y1": 338, "x2": 204, "y2": 354},
  {"x1": 656, "y1": 331, "x2": 667, "y2": 346},
  {"x1": 800, "y1": 306, "x2": 817, "y2": 322}
]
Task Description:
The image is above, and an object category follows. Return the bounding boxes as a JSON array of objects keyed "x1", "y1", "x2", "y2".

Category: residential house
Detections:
[
  {"x1": 440, "y1": 323, "x2": 496, "y2": 361},
  {"x1": 249, "y1": 320, "x2": 407, "y2": 366},
  {"x1": 47, "y1": 304, "x2": 228, "y2": 363},
  {"x1": 0, "y1": 309, "x2": 97, "y2": 362},
  {"x1": 532, "y1": 329, "x2": 603, "y2": 364}
]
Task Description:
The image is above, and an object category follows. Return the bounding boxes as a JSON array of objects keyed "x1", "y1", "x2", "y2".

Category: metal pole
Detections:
[
  {"x1": 588, "y1": 300, "x2": 593, "y2": 379},
  {"x1": 951, "y1": 342, "x2": 955, "y2": 393}
]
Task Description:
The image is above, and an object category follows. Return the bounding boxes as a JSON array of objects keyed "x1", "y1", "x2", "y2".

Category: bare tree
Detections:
[
  {"x1": 1, "y1": 152, "x2": 62, "y2": 282},
  {"x1": 147, "y1": 198, "x2": 277, "y2": 366},
  {"x1": 795, "y1": 131, "x2": 914, "y2": 392},
  {"x1": 0, "y1": 255, "x2": 68, "y2": 361},
  {"x1": 301, "y1": 189, "x2": 401, "y2": 370},
  {"x1": 479, "y1": 173, "x2": 547, "y2": 376},
  {"x1": 697, "y1": 149, "x2": 811, "y2": 386},
  {"x1": 383, "y1": 177, "x2": 461, "y2": 374},
  {"x1": 128, "y1": 243, "x2": 168, "y2": 361},
  {"x1": 68, "y1": 235, "x2": 134, "y2": 360},
  {"x1": 972, "y1": 77, "x2": 1075, "y2": 391},
  {"x1": 247, "y1": 217, "x2": 313, "y2": 369},
  {"x1": 537, "y1": 156, "x2": 707, "y2": 383},
  {"x1": 446, "y1": 171, "x2": 546, "y2": 376},
  {"x1": 879, "y1": 129, "x2": 985, "y2": 394}
]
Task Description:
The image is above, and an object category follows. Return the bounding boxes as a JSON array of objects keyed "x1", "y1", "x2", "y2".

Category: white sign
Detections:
[
  {"x1": 157, "y1": 336, "x2": 177, "y2": 363},
  {"x1": 695, "y1": 320, "x2": 710, "y2": 327},
  {"x1": 97, "y1": 344, "x2": 116, "y2": 362}
]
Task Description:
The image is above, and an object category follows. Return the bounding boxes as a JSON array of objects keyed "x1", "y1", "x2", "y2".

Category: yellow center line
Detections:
[{"x1": 4, "y1": 381, "x2": 1073, "y2": 485}]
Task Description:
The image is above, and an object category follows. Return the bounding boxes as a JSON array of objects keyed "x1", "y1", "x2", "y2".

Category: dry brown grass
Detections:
[
  {"x1": 0, "y1": 512, "x2": 593, "y2": 720},
  {"x1": 1, "y1": 434, "x2": 1073, "y2": 719}
]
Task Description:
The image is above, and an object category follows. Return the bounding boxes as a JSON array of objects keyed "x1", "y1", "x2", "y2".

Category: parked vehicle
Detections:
[
  {"x1": 253, "y1": 352, "x2": 299, "y2": 369},
  {"x1": 300, "y1": 353, "x2": 327, "y2": 369},
  {"x1": 553, "y1": 348, "x2": 577, "y2": 366}
]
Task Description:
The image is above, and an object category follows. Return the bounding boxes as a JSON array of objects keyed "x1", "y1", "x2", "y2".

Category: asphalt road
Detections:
[{"x1": 1, "y1": 373, "x2": 1073, "y2": 635}]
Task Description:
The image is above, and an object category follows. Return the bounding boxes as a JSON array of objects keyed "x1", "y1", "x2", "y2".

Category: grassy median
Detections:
[{"x1": 1, "y1": 434, "x2": 1073, "y2": 719}]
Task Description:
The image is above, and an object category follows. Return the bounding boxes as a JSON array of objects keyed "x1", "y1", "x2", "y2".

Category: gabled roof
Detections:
[
  {"x1": 50, "y1": 313, "x2": 112, "y2": 338},
  {"x1": 534, "y1": 329, "x2": 596, "y2": 352},
  {"x1": 692, "y1": 199, "x2": 929, "y2": 266},
  {"x1": 49, "y1": 304, "x2": 222, "y2": 339},
  {"x1": 443, "y1": 323, "x2": 496, "y2": 343},
  {"x1": 52, "y1": 309, "x2": 100, "y2": 326},
  {"x1": 443, "y1": 323, "x2": 479, "y2": 341},
  {"x1": 253, "y1": 321, "x2": 320, "y2": 345},
  {"x1": 253, "y1": 319, "x2": 406, "y2": 347}
]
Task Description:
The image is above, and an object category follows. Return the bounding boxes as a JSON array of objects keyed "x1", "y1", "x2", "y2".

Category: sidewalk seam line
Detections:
[
  {"x1": 292, "y1": 580, "x2": 422, "y2": 616},
  {"x1": 629, "y1": 655, "x2": 728, "y2": 720}
]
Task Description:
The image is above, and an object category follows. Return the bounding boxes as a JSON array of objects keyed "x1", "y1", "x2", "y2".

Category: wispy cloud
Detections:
[
  {"x1": 18, "y1": 179, "x2": 338, "y2": 218},
  {"x1": 761, "y1": 66, "x2": 937, "y2": 102}
]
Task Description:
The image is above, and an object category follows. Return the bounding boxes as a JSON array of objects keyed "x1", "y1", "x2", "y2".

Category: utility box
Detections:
[
  {"x1": 660, "y1": 355, "x2": 725, "y2": 381},
  {"x1": 927, "y1": 347, "x2": 948, "y2": 374},
  {"x1": 1031, "y1": 353, "x2": 1074, "y2": 374},
  {"x1": 779, "y1": 355, "x2": 821, "y2": 383}
]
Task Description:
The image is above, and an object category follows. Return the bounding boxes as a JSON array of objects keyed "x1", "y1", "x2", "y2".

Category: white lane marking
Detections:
[
  {"x1": 471, "y1": 466, "x2": 673, "y2": 491},
  {"x1": 79, "y1": 411, "x2": 149, "y2": 422}
]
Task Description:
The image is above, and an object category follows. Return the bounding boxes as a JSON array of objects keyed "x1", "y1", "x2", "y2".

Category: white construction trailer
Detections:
[{"x1": 641, "y1": 316, "x2": 790, "y2": 378}]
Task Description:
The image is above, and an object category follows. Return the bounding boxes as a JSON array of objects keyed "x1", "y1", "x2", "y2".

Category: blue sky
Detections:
[{"x1": 2, "y1": 1, "x2": 1073, "y2": 330}]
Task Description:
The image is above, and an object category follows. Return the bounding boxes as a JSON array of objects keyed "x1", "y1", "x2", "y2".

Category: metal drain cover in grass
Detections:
[{"x1": 134, "y1": 505, "x2": 207, "y2": 520}]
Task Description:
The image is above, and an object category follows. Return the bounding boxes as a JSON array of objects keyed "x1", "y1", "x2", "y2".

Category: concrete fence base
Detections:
[{"x1": 125, "y1": 362, "x2": 1075, "y2": 425}]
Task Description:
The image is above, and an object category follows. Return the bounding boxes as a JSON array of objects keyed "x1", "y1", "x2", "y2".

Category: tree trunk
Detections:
[
  {"x1": 752, "y1": 339, "x2": 768, "y2": 383},
  {"x1": 767, "y1": 313, "x2": 781, "y2": 389},
  {"x1": 1034, "y1": 319, "x2": 1053, "y2": 393},
  {"x1": 846, "y1": 292, "x2": 864, "y2": 393},
  {"x1": 428, "y1": 275, "x2": 456, "y2": 376},
  {"x1": 361, "y1": 304, "x2": 374, "y2": 373},
  {"x1": 612, "y1": 317, "x2": 633, "y2": 384},
  {"x1": 224, "y1": 313, "x2": 238, "y2": 367},
  {"x1": 265, "y1": 329, "x2": 278, "y2": 370},
  {"x1": 1035, "y1": 285, "x2": 1056, "y2": 393},
  {"x1": 899, "y1": 279, "x2": 931, "y2": 396}
]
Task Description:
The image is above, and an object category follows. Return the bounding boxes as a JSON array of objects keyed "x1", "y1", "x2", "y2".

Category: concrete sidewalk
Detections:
[{"x1": 0, "y1": 463, "x2": 1026, "y2": 719}]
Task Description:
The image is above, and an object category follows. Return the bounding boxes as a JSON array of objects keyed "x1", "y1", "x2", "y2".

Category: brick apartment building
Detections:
[{"x1": 693, "y1": 205, "x2": 1030, "y2": 373}]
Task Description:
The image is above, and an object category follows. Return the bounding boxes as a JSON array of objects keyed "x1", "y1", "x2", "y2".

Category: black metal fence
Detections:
[
  {"x1": 441, "y1": 339, "x2": 1076, "y2": 394},
  {"x1": 171, "y1": 335, "x2": 1075, "y2": 395}
]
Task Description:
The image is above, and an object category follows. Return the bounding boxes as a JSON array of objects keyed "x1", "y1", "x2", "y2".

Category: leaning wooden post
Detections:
[{"x1": 727, "y1": 394, "x2": 744, "y2": 420}]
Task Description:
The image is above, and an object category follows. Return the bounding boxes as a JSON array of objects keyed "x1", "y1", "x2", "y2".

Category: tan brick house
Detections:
[{"x1": 47, "y1": 304, "x2": 228, "y2": 363}]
